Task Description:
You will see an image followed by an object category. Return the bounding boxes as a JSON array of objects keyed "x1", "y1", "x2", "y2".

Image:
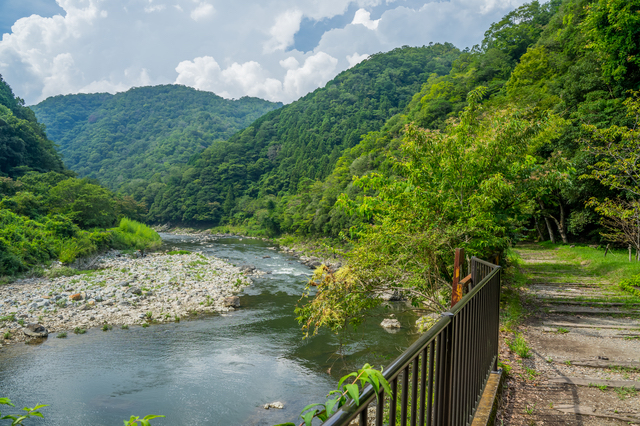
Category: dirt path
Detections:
[{"x1": 496, "y1": 244, "x2": 640, "y2": 425}]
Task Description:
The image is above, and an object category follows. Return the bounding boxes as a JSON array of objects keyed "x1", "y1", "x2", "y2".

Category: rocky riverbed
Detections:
[{"x1": 0, "y1": 250, "x2": 251, "y2": 346}]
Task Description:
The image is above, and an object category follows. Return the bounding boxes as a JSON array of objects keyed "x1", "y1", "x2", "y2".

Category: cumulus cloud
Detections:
[
  {"x1": 352, "y1": 9, "x2": 379, "y2": 30},
  {"x1": 0, "y1": 0, "x2": 530, "y2": 105},
  {"x1": 175, "y1": 51, "x2": 338, "y2": 102},
  {"x1": 263, "y1": 9, "x2": 303, "y2": 53}
]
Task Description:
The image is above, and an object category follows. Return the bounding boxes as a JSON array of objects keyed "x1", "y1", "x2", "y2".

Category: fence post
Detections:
[{"x1": 451, "y1": 248, "x2": 464, "y2": 308}]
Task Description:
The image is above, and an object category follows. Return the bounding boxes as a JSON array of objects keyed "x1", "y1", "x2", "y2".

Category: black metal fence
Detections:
[{"x1": 321, "y1": 257, "x2": 501, "y2": 426}]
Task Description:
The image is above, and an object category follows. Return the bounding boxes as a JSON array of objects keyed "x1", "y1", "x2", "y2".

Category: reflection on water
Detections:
[{"x1": 0, "y1": 235, "x2": 418, "y2": 425}]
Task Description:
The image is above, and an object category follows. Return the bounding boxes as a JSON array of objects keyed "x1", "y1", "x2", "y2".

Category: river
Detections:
[{"x1": 0, "y1": 234, "x2": 419, "y2": 425}]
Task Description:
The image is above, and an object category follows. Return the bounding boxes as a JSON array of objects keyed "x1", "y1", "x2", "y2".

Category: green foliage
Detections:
[
  {"x1": 0, "y1": 398, "x2": 47, "y2": 425},
  {"x1": 0, "y1": 75, "x2": 65, "y2": 179},
  {"x1": 73, "y1": 327, "x2": 86, "y2": 335},
  {"x1": 581, "y1": 0, "x2": 640, "y2": 85},
  {"x1": 508, "y1": 333, "x2": 532, "y2": 358},
  {"x1": 56, "y1": 332, "x2": 67, "y2": 338},
  {"x1": 297, "y1": 88, "x2": 556, "y2": 336},
  {"x1": 620, "y1": 275, "x2": 640, "y2": 297},
  {"x1": 31, "y1": 85, "x2": 281, "y2": 192},
  {"x1": 111, "y1": 218, "x2": 162, "y2": 251},
  {"x1": 123, "y1": 415, "x2": 165, "y2": 426},
  {"x1": 274, "y1": 364, "x2": 391, "y2": 426},
  {"x1": 145, "y1": 44, "x2": 461, "y2": 225}
]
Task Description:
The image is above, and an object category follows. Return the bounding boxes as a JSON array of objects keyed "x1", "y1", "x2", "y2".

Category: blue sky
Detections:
[{"x1": 0, "y1": 0, "x2": 529, "y2": 105}]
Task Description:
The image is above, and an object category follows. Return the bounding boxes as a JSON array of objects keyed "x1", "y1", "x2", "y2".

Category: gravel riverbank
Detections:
[{"x1": 0, "y1": 249, "x2": 251, "y2": 346}]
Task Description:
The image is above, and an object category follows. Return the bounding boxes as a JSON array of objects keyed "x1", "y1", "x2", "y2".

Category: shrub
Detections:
[
  {"x1": 620, "y1": 275, "x2": 640, "y2": 297},
  {"x1": 111, "y1": 218, "x2": 162, "y2": 251}
]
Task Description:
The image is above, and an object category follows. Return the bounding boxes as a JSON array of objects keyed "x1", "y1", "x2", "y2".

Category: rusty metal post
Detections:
[{"x1": 451, "y1": 248, "x2": 464, "y2": 308}]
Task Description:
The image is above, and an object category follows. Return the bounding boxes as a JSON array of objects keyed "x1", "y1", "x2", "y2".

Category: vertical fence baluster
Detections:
[
  {"x1": 419, "y1": 348, "x2": 427, "y2": 426},
  {"x1": 390, "y1": 378, "x2": 398, "y2": 426},
  {"x1": 359, "y1": 407, "x2": 367, "y2": 426},
  {"x1": 411, "y1": 357, "x2": 418, "y2": 426},
  {"x1": 427, "y1": 343, "x2": 434, "y2": 426},
  {"x1": 401, "y1": 366, "x2": 409, "y2": 425},
  {"x1": 376, "y1": 389, "x2": 384, "y2": 426}
]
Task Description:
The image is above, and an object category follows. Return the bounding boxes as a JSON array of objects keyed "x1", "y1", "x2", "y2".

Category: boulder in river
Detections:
[
  {"x1": 264, "y1": 401, "x2": 284, "y2": 409},
  {"x1": 223, "y1": 296, "x2": 240, "y2": 308},
  {"x1": 24, "y1": 323, "x2": 48, "y2": 338},
  {"x1": 380, "y1": 318, "x2": 401, "y2": 329},
  {"x1": 239, "y1": 265, "x2": 256, "y2": 273}
]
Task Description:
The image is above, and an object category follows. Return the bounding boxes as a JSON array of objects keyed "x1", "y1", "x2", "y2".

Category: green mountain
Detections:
[
  {"x1": 0, "y1": 75, "x2": 65, "y2": 178},
  {"x1": 146, "y1": 44, "x2": 461, "y2": 224},
  {"x1": 31, "y1": 85, "x2": 282, "y2": 190}
]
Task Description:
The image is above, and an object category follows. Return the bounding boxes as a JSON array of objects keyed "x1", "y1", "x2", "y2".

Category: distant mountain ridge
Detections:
[{"x1": 31, "y1": 85, "x2": 282, "y2": 190}]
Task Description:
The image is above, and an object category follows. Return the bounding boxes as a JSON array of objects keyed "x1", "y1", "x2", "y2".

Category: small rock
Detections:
[
  {"x1": 69, "y1": 293, "x2": 82, "y2": 301},
  {"x1": 380, "y1": 318, "x2": 401, "y2": 329},
  {"x1": 264, "y1": 401, "x2": 284, "y2": 409},
  {"x1": 128, "y1": 287, "x2": 142, "y2": 295},
  {"x1": 79, "y1": 304, "x2": 91, "y2": 311},
  {"x1": 223, "y1": 296, "x2": 240, "y2": 308},
  {"x1": 23, "y1": 323, "x2": 48, "y2": 338}
]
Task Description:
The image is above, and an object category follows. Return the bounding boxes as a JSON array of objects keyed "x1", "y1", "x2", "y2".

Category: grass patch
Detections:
[
  {"x1": 589, "y1": 383, "x2": 608, "y2": 391},
  {"x1": 121, "y1": 324, "x2": 129, "y2": 330},
  {"x1": 507, "y1": 333, "x2": 532, "y2": 358},
  {"x1": 102, "y1": 324, "x2": 112, "y2": 331},
  {"x1": 556, "y1": 327, "x2": 569, "y2": 334},
  {"x1": 45, "y1": 267, "x2": 87, "y2": 279},
  {"x1": 73, "y1": 327, "x2": 86, "y2": 335},
  {"x1": 166, "y1": 250, "x2": 191, "y2": 255},
  {"x1": 500, "y1": 248, "x2": 526, "y2": 333},
  {"x1": 614, "y1": 386, "x2": 638, "y2": 400},
  {"x1": 111, "y1": 218, "x2": 162, "y2": 251},
  {"x1": 56, "y1": 331, "x2": 67, "y2": 338}
]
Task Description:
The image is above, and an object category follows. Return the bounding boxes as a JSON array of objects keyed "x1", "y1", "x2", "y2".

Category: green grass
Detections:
[
  {"x1": 102, "y1": 324, "x2": 112, "y2": 331},
  {"x1": 589, "y1": 383, "x2": 608, "y2": 391},
  {"x1": 167, "y1": 250, "x2": 191, "y2": 255},
  {"x1": 56, "y1": 332, "x2": 67, "y2": 338},
  {"x1": 111, "y1": 218, "x2": 162, "y2": 251},
  {"x1": 542, "y1": 242, "x2": 640, "y2": 285},
  {"x1": 73, "y1": 327, "x2": 86, "y2": 335},
  {"x1": 500, "y1": 248, "x2": 527, "y2": 333},
  {"x1": 614, "y1": 386, "x2": 638, "y2": 399},
  {"x1": 507, "y1": 333, "x2": 532, "y2": 358},
  {"x1": 121, "y1": 324, "x2": 129, "y2": 330}
]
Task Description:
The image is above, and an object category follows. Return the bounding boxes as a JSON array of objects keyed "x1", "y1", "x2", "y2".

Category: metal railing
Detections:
[{"x1": 321, "y1": 256, "x2": 501, "y2": 426}]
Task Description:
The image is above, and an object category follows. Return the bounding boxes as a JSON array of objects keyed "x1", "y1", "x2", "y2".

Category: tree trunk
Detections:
[
  {"x1": 534, "y1": 217, "x2": 545, "y2": 241},
  {"x1": 556, "y1": 203, "x2": 569, "y2": 244},
  {"x1": 538, "y1": 199, "x2": 557, "y2": 243}
]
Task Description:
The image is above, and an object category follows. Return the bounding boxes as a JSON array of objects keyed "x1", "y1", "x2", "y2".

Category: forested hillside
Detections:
[
  {"x1": 296, "y1": 0, "x2": 640, "y2": 334},
  {"x1": 145, "y1": 44, "x2": 461, "y2": 224},
  {"x1": 0, "y1": 76, "x2": 160, "y2": 276},
  {"x1": 31, "y1": 85, "x2": 282, "y2": 191},
  {"x1": 0, "y1": 76, "x2": 65, "y2": 178}
]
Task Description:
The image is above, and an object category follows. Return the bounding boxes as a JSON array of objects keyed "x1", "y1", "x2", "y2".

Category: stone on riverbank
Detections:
[
  {"x1": 223, "y1": 296, "x2": 240, "y2": 308},
  {"x1": 24, "y1": 323, "x2": 48, "y2": 338},
  {"x1": 264, "y1": 401, "x2": 284, "y2": 409}
]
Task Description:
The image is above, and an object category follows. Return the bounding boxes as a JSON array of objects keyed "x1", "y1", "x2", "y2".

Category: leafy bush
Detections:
[
  {"x1": 111, "y1": 218, "x2": 161, "y2": 251},
  {"x1": 620, "y1": 275, "x2": 640, "y2": 297}
]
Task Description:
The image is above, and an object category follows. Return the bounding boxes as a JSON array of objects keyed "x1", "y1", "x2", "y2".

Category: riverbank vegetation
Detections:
[{"x1": 0, "y1": 76, "x2": 160, "y2": 279}]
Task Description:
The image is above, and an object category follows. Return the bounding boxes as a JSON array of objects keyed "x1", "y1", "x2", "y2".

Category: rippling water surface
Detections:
[{"x1": 0, "y1": 235, "x2": 418, "y2": 425}]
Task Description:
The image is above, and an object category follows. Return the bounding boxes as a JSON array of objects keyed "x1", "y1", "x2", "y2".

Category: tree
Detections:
[{"x1": 297, "y1": 88, "x2": 555, "y2": 336}]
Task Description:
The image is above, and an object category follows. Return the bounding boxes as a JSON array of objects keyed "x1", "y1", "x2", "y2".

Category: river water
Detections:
[{"x1": 0, "y1": 235, "x2": 419, "y2": 425}]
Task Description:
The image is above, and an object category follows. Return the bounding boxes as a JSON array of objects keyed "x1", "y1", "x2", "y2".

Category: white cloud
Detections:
[
  {"x1": 352, "y1": 8, "x2": 379, "y2": 30},
  {"x1": 279, "y1": 56, "x2": 300, "y2": 70},
  {"x1": 0, "y1": 0, "x2": 530, "y2": 105},
  {"x1": 346, "y1": 52, "x2": 369, "y2": 67},
  {"x1": 190, "y1": 2, "x2": 214, "y2": 21},
  {"x1": 175, "y1": 51, "x2": 337, "y2": 102},
  {"x1": 263, "y1": 9, "x2": 303, "y2": 53}
]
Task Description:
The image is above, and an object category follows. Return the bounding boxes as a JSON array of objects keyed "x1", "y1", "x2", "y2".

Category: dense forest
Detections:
[
  {"x1": 31, "y1": 85, "x2": 281, "y2": 191},
  {"x1": 0, "y1": 76, "x2": 160, "y2": 276},
  {"x1": 143, "y1": 44, "x2": 462, "y2": 224}
]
